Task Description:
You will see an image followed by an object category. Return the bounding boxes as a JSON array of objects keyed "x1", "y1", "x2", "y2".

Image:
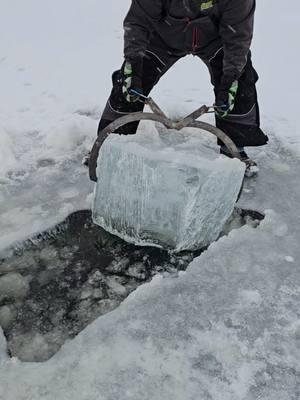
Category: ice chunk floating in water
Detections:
[
  {"x1": 0, "y1": 327, "x2": 7, "y2": 361},
  {"x1": 93, "y1": 125, "x2": 245, "y2": 251}
]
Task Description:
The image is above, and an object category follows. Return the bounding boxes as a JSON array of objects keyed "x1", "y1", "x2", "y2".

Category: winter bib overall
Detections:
[{"x1": 97, "y1": 0, "x2": 268, "y2": 148}]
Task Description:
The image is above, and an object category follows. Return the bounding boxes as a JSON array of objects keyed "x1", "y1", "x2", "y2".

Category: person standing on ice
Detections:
[{"x1": 95, "y1": 0, "x2": 268, "y2": 167}]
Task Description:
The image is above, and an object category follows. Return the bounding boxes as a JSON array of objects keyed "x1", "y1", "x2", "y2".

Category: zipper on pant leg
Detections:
[{"x1": 192, "y1": 27, "x2": 199, "y2": 52}]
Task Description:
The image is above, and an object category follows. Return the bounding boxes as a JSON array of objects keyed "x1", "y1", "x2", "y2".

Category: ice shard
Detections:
[{"x1": 92, "y1": 124, "x2": 245, "y2": 252}]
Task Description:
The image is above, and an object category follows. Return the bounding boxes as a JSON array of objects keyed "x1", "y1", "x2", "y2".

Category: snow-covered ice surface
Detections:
[
  {"x1": 0, "y1": 0, "x2": 128, "y2": 251},
  {"x1": 0, "y1": 0, "x2": 299, "y2": 249},
  {"x1": 1, "y1": 149, "x2": 300, "y2": 399},
  {"x1": 93, "y1": 125, "x2": 245, "y2": 251},
  {"x1": 0, "y1": 0, "x2": 300, "y2": 398}
]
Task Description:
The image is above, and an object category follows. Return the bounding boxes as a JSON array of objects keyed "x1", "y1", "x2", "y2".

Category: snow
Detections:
[
  {"x1": 1, "y1": 196, "x2": 300, "y2": 399},
  {"x1": 0, "y1": 128, "x2": 17, "y2": 178},
  {"x1": 0, "y1": 0, "x2": 128, "y2": 251},
  {"x1": 93, "y1": 125, "x2": 245, "y2": 251},
  {"x1": 0, "y1": 273, "x2": 30, "y2": 301},
  {"x1": 0, "y1": 0, "x2": 300, "y2": 398},
  {"x1": 0, "y1": 306, "x2": 16, "y2": 330},
  {"x1": 284, "y1": 256, "x2": 295, "y2": 263}
]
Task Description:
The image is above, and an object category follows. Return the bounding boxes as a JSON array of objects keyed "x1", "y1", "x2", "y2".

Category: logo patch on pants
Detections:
[{"x1": 199, "y1": 1, "x2": 213, "y2": 11}]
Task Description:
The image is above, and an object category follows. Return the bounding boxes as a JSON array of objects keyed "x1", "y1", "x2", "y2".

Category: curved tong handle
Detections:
[{"x1": 88, "y1": 96, "x2": 241, "y2": 182}]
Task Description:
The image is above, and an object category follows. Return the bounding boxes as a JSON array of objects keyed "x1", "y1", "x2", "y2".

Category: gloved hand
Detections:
[
  {"x1": 122, "y1": 61, "x2": 143, "y2": 103},
  {"x1": 215, "y1": 79, "x2": 239, "y2": 118}
]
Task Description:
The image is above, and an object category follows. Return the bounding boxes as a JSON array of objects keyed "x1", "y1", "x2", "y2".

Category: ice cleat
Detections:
[{"x1": 242, "y1": 156, "x2": 259, "y2": 178}]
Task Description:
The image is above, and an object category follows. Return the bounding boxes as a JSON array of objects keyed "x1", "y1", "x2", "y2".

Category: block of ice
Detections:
[{"x1": 92, "y1": 123, "x2": 245, "y2": 251}]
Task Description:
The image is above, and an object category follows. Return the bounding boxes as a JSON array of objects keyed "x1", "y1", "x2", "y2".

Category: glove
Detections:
[
  {"x1": 122, "y1": 61, "x2": 143, "y2": 103},
  {"x1": 215, "y1": 79, "x2": 239, "y2": 118}
]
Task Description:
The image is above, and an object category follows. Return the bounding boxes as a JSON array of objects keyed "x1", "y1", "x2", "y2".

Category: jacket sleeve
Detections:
[
  {"x1": 123, "y1": 0, "x2": 164, "y2": 64},
  {"x1": 219, "y1": 0, "x2": 256, "y2": 82}
]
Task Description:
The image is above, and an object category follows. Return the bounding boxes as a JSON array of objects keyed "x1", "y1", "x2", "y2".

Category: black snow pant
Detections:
[{"x1": 98, "y1": 43, "x2": 268, "y2": 148}]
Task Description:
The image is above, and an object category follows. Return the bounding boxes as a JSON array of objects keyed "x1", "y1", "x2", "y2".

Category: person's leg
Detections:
[
  {"x1": 200, "y1": 48, "x2": 268, "y2": 149},
  {"x1": 97, "y1": 46, "x2": 181, "y2": 136}
]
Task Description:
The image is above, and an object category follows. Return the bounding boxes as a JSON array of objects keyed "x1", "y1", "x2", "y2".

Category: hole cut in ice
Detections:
[{"x1": 0, "y1": 208, "x2": 264, "y2": 362}]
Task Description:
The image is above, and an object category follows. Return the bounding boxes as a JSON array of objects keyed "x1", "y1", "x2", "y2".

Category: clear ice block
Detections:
[{"x1": 92, "y1": 123, "x2": 245, "y2": 251}]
